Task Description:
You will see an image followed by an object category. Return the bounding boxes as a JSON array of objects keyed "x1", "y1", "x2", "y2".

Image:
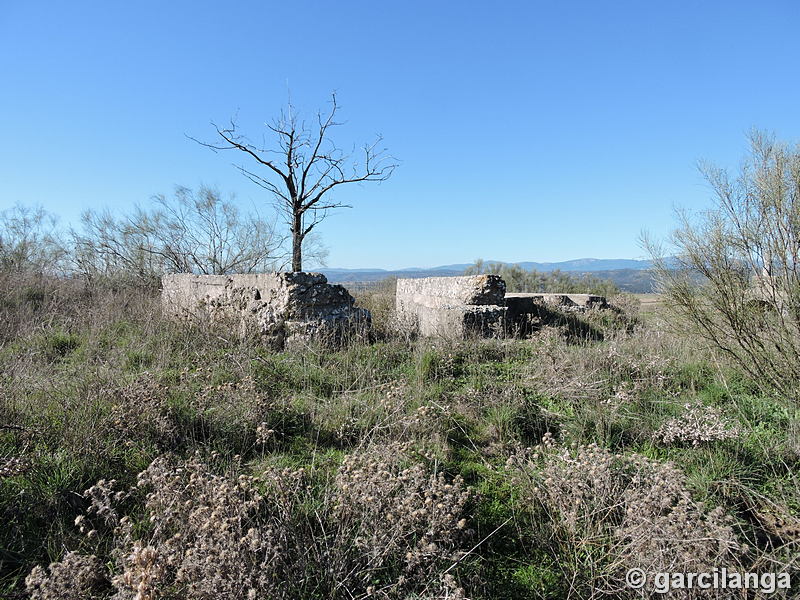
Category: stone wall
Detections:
[
  {"x1": 395, "y1": 275, "x2": 507, "y2": 338},
  {"x1": 162, "y1": 272, "x2": 369, "y2": 349}
]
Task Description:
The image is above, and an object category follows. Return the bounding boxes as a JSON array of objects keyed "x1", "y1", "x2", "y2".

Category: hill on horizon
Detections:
[{"x1": 322, "y1": 258, "x2": 658, "y2": 293}]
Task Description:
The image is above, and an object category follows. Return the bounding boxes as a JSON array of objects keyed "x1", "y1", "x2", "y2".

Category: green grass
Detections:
[{"x1": 2, "y1": 287, "x2": 799, "y2": 597}]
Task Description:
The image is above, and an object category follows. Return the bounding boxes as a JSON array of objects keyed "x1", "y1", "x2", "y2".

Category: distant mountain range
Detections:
[{"x1": 322, "y1": 258, "x2": 660, "y2": 293}]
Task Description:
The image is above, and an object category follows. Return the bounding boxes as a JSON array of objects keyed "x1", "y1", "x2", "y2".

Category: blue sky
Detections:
[{"x1": 2, "y1": 1, "x2": 799, "y2": 269}]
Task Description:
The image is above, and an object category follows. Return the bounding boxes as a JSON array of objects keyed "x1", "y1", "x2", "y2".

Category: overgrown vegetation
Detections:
[
  {"x1": 0, "y1": 186, "x2": 325, "y2": 291},
  {"x1": 4, "y1": 132, "x2": 800, "y2": 597},
  {"x1": 2, "y1": 276, "x2": 798, "y2": 598}
]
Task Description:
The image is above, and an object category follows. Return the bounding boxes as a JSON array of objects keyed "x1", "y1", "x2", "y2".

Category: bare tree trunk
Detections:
[{"x1": 291, "y1": 214, "x2": 303, "y2": 272}]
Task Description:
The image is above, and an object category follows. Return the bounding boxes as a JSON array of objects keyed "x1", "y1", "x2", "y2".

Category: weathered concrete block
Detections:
[
  {"x1": 162, "y1": 272, "x2": 369, "y2": 348},
  {"x1": 395, "y1": 276, "x2": 609, "y2": 339},
  {"x1": 414, "y1": 305, "x2": 507, "y2": 338},
  {"x1": 396, "y1": 275, "x2": 506, "y2": 307},
  {"x1": 395, "y1": 275, "x2": 507, "y2": 339}
]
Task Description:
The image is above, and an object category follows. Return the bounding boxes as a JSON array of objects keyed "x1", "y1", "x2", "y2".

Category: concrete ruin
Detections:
[
  {"x1": 395, "y1": 275, "x2": 507, "y2": 337},
  {"x1": 505, "y1": 293, "x2": 607, "y2": 317},
  {"x1": 395, "y1": 276, "x2": 608, "y2": 339},
  {"x1": 162, "y1": 272, "x2": 610, "y2": 346},
  {"x1": 161, "y1": 272, "x2": 370, "y2": 349}
]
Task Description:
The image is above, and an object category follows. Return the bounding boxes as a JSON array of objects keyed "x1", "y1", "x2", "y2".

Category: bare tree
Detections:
[
  {"x1": 149, "y1": 186, "x2": 283, "y2": 275},
  {"x1": 195, "y1": 94, "x2": 396, "y2": 272}
]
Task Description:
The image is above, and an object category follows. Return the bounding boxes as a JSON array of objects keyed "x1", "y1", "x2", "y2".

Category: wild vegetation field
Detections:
[{"x1": 2, "y1": 275, "x2": 798, "y2": 599}]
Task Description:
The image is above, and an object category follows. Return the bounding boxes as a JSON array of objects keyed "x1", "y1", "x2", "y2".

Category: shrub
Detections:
[
  {"x1": 27, "y1": 444, "x2": 474, "y2": 599},
  {"x1": 648, "y1": 131, "x2": 800, "y2": 399},
  {"x1": 510, "y1": 440, "x2": 743, "y2": 597},
  {"x1": 25, "y1": 552, "x2": 108, "y2": 600},
  {"x1": 653, "y1": 402, "x2": 741, "y2": 447}
]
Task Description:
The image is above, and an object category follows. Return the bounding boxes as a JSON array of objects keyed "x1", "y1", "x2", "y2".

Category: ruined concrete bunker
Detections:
[
  {"x1": 395, "y1": 275, "x2": 608, "y2": 339},
  {"x1": 161, "y1": 272, "x2": 369, "y2": 349},
  {"x1": 162, "y1": 272, "x2": 609, "y2": 346}
]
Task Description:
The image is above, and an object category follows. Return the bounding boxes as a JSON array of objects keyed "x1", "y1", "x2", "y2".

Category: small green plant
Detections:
[{"x1": 40, "y1": 330, "x2": 82, "y2": 360}]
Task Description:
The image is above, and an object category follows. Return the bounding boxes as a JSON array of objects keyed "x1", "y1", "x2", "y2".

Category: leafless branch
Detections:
[{"x1": 192, "y1": 93, "x2": 397, "y2": 271}]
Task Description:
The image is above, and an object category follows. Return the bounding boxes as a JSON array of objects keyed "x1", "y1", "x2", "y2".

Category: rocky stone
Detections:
[{"x1": 162, "y1": 272, "x2": 370, "y2": 349}]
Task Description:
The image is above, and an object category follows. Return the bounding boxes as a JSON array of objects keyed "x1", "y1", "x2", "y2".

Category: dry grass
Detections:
[{"x1": 2, "y1": 280, "x2": 799, "y2": 598}]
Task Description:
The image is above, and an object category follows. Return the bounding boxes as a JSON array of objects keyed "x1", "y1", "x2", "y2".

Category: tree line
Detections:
[
  {"x1": 465, "y1": 259, "x2": 621, "y2": 296},
  {"x1": 1, "y1": 94, "x2": 395, "y2": 284},
  {"x1": 0, "y1": 187, "x2": 322, "y2": 286}
]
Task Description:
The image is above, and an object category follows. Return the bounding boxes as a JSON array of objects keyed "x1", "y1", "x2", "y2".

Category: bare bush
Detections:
[
  {"x1": 25, "y1": 552, "x2": 108, "y2": 600},
  {"x1": 648, "y1": 131, "x2": 800, "y2": 398},
  {"x1": 27, "y1": 444, "x2": 473, "y2": 599},
  {"x1": 333, "y1": 443, "x2": 472, "y2": 585},
  {"x1": 654, "y1": 402, "x2": 741, "y2": 447},
  {"x1": 72, "y1": 185, "x2": 283, "y2": 286},
  {"x1": 511, "y1": 441, "x2": 743, "y2": 597},
  {"x1": 0, "y1": 204, "x2": 67, "y2": 275}
]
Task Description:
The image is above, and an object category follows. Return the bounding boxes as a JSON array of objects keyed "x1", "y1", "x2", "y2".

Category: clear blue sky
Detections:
[{"x1": 2, "y1": 1, "x2": 799, "y2": 269}]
